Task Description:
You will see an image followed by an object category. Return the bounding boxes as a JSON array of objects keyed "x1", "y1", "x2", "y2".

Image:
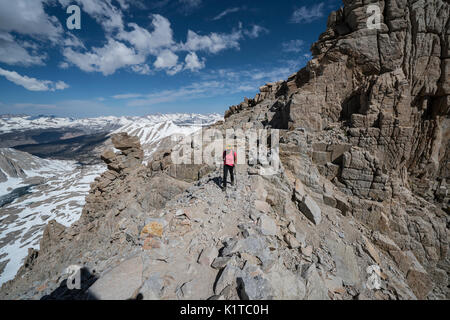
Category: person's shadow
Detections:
[{"x1": 40, "y1": 267, "x2": 98, "y2": 300}]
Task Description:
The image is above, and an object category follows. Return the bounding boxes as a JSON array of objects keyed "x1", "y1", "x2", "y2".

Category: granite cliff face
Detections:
[{"x1": 0, "y1": 0, "x2": 448, "y2": 300}]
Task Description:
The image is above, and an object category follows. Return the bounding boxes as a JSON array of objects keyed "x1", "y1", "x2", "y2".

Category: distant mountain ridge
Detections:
[
  {"x1": 0, "y1": 113, "x2": 223, "y2": 162},
  {"x1": 0, "y1": 113, "x2": 223, "y2": 134}
]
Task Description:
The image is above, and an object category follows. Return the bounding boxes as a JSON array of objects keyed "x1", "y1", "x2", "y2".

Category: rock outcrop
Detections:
[{"x1": 0, "y1": 0, "x2": 448, "y2": 300}]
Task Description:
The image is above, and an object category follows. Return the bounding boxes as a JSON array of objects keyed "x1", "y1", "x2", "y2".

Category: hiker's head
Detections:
[{"x1": 226, "y1": 144, "x2": 232, "y2": 151}]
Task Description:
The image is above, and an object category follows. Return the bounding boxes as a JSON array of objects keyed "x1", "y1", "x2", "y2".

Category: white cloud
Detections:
[
  {"x1": 282, "y1": 39, "x2": 305, "y2": 53},
  {"x1": 131, "y1": 64, "x2": 151, "y2": 75},
  {"x1": 112, "y1": 93, "x2": 143, "y2": 99},
  {"x1": 184, "y1": 52, "x2": 205, "y2": 72},
  {"x1": 244, "y1": 25, "x2": 269, "y2": 39},
  {"x1": 183, "y1": 29, "x2": 242, "y2": 54},
  {"x1": 154, "y1": 49, "x2": 183, "y2": 75},
  {"x1": 63, "y1": 38, "x2": 146, "y2": 76},
  {"x1": 54, "y1": 81, "x2": 70, "y2": 90},
  {"x1": 212, "y1": 7, "x2": 241, "y2": 21},
  {"x1": 0, "y1": 0, "x2": 63, "y2": 42},
  {"x1": 117, "y1": 14, "x2": 174, "y2": 54},
  {"x1": 291, "y1": 3, "x2": 325, "y2": 24},
  {"x1": 0, "y1": 67, "x2": 69, "y2": 91},
  {"x1": 0, "y1": 32, "x2": 46, "y2": 66},
  {"x1": 59, "y1": 62, "x2": 70, "y2": 69},
  {"x1": 64, "y1": 33, "x2": 86, "y2": 49},
  {"x1": 154, "y1": 50, "x2": 178, "y2": 69},
  {"x1": 0, "y1": 0, "x2": 62, "y2": 66},
  {"x1": 0, "y1": 0, "x2": 266, "y2": 76},
  {"x1": 181, "y1": 23, "x2": 267, "y2": 55}
]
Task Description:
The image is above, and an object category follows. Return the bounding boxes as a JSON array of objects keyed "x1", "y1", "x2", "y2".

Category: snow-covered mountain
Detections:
[
  {"x1": 0, "y1": 148, "x2": 104, "y2": 285},
  {"x1": 0, "y1": 113, "x2": 222, "y2": 134},
  {"x1": 111, "y1": 114, "x2": 223, "y2": 159}
]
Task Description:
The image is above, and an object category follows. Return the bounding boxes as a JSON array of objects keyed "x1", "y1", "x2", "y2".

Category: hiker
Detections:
[{"x1": 222, "y1": 144, "x2": 237, "y2": 191}]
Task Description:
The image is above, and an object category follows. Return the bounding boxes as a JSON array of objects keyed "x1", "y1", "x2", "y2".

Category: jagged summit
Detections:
[{"x1": 0, "y1": 0, "x2": 448, "y2": 300}]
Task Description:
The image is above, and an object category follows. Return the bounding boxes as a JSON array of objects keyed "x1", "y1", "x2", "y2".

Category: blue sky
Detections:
[{"x1": 0, "y1": 0, "x2": 342, "y2": 118}]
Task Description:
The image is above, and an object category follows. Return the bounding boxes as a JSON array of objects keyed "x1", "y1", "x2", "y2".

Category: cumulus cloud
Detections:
[
  {"x1": 154, "y1": 50, "x2": 178, "y2": 69},
  {"x1": 0, "y1": 0, "x2": 63, "y2": 41},
  {"x1": 282, "y1": 39, "x2": 305, "y2": 53},
  {"x1": 0, "y1": 67, "x2": 69, "y2": 91},
  {"x1": 0, "y1": 0, "x2": 62, "y2": 66},
  {"x1": 290, "y1": 3, "x2": 325, "y2": 24},
  {"x1": 184, "y1": 52, "x2": 205, "y2": 71},
  {"x1": 153, "y1": 49, "x2": 183, "y2": 75},
  {"x1": 1, "y1": 0, "x2": 268, "y2": 76},
  {"x1": 117, "y1": 14, "x2": 174, "y2": 55},
  {"x1": 182, "y1": 23, "x2": 267, "y2": 54},
  {"x1": 0, "y1": 32, "x2": 46, "y2": 66},
  {"x1": 183, "y1": 29, "x2": 242, "y2": 54},
  {"x1": 63, "y1": 38, "x2": 146, "y2": 76},
  {"x1": 59, "y1": 13, "x2": 179, "y2": 76}
]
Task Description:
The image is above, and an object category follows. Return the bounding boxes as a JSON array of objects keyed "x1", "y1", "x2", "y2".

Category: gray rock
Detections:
[
  {"x1": 214, "y1": 264, "x2": 241, "y2": 295},
  {"x1": 258, "y1": 215, "x2": 278, "y2": 236},
  {"x1": 198, "y1": 246, "x2": 219, "y2": 267},
  {"x1": 303, "y1": 263, "x2": 330, "y2": 300},
  {"x1": 327, "y1": 240, "x2": 360, "y2": 286},
  {"x1": 88, "y1": 255, "x2": 143, "y2": 300},
  {"x1": 284, "y1": 233, "x2": 301, "y2": 249},
  {"x1": 254, "y1": 200, "x2": 271, "y2": 213},
  {"x1": 237, "y1": 266, "x2": 273, "y2": 300},
  {"x1": 211, "y1": 256, "x2": 231, "y2": 270},
  {"x1": 265, "y1": 263, "x2": 306, "y2": 299},
  {"x1": 298, "y1": 195, "x2": 322, "y2": 225},
  {"x1": 140, "y1": 274, "x2": 164, "y2": 300}
]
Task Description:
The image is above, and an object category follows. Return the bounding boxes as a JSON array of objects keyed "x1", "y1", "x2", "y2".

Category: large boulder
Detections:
[{"x1": 87, "y1": 255, "x2": 143, "y2": 300}]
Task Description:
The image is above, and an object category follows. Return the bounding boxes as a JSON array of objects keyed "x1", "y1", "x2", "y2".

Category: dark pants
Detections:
[{"x1": 223, "y1": 165, "x2": 234, "y2": 188}]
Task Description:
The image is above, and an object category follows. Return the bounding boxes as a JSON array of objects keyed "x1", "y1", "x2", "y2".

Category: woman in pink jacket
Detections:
[{"x1": 222, "y1": 144, "x2": 237, "y2": 191}]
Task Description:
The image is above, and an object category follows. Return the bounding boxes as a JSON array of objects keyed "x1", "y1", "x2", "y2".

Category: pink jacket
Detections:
[{"x1": 223, "y1": 150, "x2": 237, "y2": 166}]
